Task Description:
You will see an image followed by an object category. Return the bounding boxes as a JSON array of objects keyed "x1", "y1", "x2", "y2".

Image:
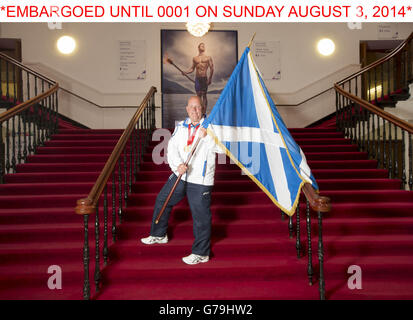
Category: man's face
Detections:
[
  {"x1": 198, "y1": 43, "x2": 205, "y2": 53},
  {"x1": 186, "y1": 97, "x2": 203, "y2": 123}
]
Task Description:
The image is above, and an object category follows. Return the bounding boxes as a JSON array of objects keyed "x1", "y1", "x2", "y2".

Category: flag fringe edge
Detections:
[{"x1": 207, "y1": 128, "x2": 305, "y2": 217}]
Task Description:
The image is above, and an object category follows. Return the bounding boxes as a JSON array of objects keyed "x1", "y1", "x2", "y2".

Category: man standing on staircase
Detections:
[{"x1": 140, "y1": 96, "x2": 224, "y2": 265}]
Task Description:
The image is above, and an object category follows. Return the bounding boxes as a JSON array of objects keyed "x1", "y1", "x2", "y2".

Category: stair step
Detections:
[
  {"x1": 139, "y1": 159, "x2": 379, "y2": 171},
  {"x1": 142, "y1": 151, "x2": 370, "y2": 162},
  {"x1": 0, "y1": 182, "x2": 118, "y2": 195},
  {"x1": 130, "y1": 179, "x2": 401, "y2": 193},
  {"x1": 134, "y1": 169, "x2": 390, "y2": 180},
  {"x1": 96, "y1": 278, "x2": 413, "y2": 300},
  {"x1": 123, "y1": 202, "x2": 413, "y2": 220},
  {"x1": 36, "y1": 146, "x2": 132, "y2": 154},
  {"x1": 96, "y1": 279, "x2": 319, "y2": 300},
  {"x1": 113, "y1": 233, "x2": 413, "y2": 259},
  {"x1": 101, "y1": 254, "x2": 413, "y2": 282},
  {"x1": 122, "y1": 190, "x2": 413, "y2": 207}
]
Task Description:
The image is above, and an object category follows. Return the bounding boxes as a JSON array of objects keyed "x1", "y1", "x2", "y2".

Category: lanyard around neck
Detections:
[{"x1": 187, "y1": 123, "x2": 200, "y2": 146}]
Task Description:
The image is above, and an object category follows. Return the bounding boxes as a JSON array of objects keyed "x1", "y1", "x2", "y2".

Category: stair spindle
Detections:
[
  {"x1": 118, "y1": 159, "x2": 123, "y2": 223},
  {"x1": 0, "y1": 127, "x2": 3, "y2": 183},
  {"x1": 306, "y1": 200, "x2": 313, "y2": 286},
  {"x1": 394, "y1": 124, "x2": 398, "y2": 179},
  {"x1": 374, "y1": 66, "x2": 378, "y2": 104},
  {"x1": 360, "y1": 104, "x2": 365, "y2": 149},
  {"x1": 388, "y1": 59, "x2": 391, "y2": 97},
  {"x1": 366, "y1": 110, "x2": 371, "y2": 157},
  {"x1": 103, "y1": 185, "x2": 109, "y2": 265},
  {"x1": 389, "y1": 122, "x2": 393, "y2": 178},
  {"x1": 55, "y1": 92, "x2": 59, "y2": 134},
  {"x1": 23, "y1": 110, "x2": 28, "y2": 161},
  {"x1": 0, "y1": 59, "x2": 2, "y2": 96},
  {"x1": 409, "y1": 133, "x2": 412, "y2": 191},
  {"x1": 376, "y1": 114, "x2": 381, "y2": 168},
  {"x1": 288, "y1": 215, "x2": 293, "y2": 239},
  {"x1": 17, "y1": 113, "x2": 21, "y2": 164},
  {"x1": 12, "y1": 64, "x2": 17, "y2": 104},
  {"x1": 5, "y1": 120, "x2": 10, "y2": 174},
  {"x1": 94, "y1": 206, "x2": 101, "y2": 292},
  {"x1": 381, "y1": 62, "x2": 384, "y2": 101},
  {"x1": 132, "y1": 126, "x2": 136, "y2": 184},
  {"x1": 318, "y1": 211, "x2": 325, "y2": 300},
  {"x1": 83, "y1": 214, "x2": 91, "y2": 300},
  {"x1": 335, "y1": 91, "x2": 339, "y2": 130},
  {"x1": 383, "y1": 118, "x2": 387, "y2": 170},
  {"x1": 296, "y1": 200, "x2": 301, "y2": 259},
  {"x1": 402, "y1": 130, "x2": 407, "y2": 189},
  {"x1": 112, "y1": 170, "x2": 117, "y2": 242},
  {"x1": 124, "y1": 150, "x2": 128, "y2": 206},
  {"x1": 6, "y1": 61, "x2": 9, "y2": 100},
  {"x1": 11, "y1": 115, "x2": 16, "y2": 173},
  {"x1": 372, "y1": 110, "x2": 376, "y2": 159}
]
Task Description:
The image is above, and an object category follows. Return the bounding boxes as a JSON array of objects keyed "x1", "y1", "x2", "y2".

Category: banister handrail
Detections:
[
  {"x1": 0, "y1": 52, "x2": 56, "y2": 85},
  {"x1": 0, "y1": 50, "x2": 58, "y2": 123},
  {"x1": 75, "y1": 86, "x2": 157, "y2": 215},
  {"x1": 59, "y1": 87, "x2": 155, "y2": 109},
  {"x1": 0, "y1": 53, "x2": 60, "y2": 183},
  {"x1": 337, "y1": 32, "x2": 413, "y2": 85},
  {"x1": 334, "y1": 31, "x2": 413, "y2": 190},
  {"x1": 335, "y1": 84, "x2": 413, "y2": 134},
  {"x1": 0, "y1": 52, "x2": 143, "y2": 109},
  {"x1": 0, "y1": 83, "x2": 59, "y2": 122},
  {"x1": 74, "y1": 86, "x2": 156, "y2": 300}
]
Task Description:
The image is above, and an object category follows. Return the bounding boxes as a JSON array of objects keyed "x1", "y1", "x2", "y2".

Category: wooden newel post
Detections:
[
  {"x1": 75, "y1": 198, "x2": 95, "y2": 300},
  {"x1": 75, "y1": 198, "x2": 95, "y2": 216},
  {"x1": 301, "y1": 183, "x2": 330, "y2": 300}
]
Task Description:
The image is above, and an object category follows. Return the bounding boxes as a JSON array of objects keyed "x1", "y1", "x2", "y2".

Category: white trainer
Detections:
[
  {"x1": 140, "y1": 235, "x2": 168, "y2": 245},
  {"x1": 182, "y1": 253, "x2": 209, "y2": 265}
]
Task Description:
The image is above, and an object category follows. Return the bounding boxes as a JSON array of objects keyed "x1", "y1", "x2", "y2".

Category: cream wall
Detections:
[{"x1": 1, "y1": 22, "x2": 412, "y2": 128}]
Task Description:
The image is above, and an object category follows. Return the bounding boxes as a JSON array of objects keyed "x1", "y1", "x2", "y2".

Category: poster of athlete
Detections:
[{"x1": 161, "y1": 29, "x2": 238, "y2": 128}]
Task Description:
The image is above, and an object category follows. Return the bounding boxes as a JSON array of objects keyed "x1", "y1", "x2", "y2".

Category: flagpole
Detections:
[
  {"x1": 247, "y1": 33, "x2": 256, "y2": 48},
  {"x1": 155, "y1": 136, "x2": 202, "y2": 224},
  {"x1": 167, "y1": 58, "x2": 195, "y2": 83}
]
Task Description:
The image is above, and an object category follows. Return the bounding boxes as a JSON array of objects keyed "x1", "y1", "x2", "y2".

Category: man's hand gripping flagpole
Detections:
[{"x1": 154, "y1": 134, "x2": 203, "y2": 224}]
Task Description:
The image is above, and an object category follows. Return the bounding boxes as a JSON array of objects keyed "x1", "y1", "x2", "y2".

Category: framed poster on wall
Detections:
[
  {"x1": 118, "y1": 40, "x2": 146, "y2": 80},
  {"x1": 161, "y1": 30, "x2": 238, "y2": 128},
  {"x1": 252, "y1": 40, "x2": 281, "y2": 80}
]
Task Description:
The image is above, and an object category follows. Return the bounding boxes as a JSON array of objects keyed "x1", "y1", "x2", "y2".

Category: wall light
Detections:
[
  {"x1": 57, "y1": 36, "x2": 76, "y2": 55},
  {"x1": 317, "y1": 38, "x2": 335, "y2": 56},
  {"x1": 186, "y1": 22, "x2": 211, "y2": 37}
]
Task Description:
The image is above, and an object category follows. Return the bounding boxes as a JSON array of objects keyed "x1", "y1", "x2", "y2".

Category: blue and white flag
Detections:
[{"x1": 203, "y1": 47, "x2": 318, "y2": 216}]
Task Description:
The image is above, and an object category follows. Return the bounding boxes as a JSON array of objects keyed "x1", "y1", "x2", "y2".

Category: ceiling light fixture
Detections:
[{"x1": 186, "y1": 22, "x2": 211, "y2": 37}]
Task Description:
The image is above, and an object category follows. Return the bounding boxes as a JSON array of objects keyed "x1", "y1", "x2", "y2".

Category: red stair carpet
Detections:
[{"x1": 0, "y1": 126, "x2": 412, "y2": 300}]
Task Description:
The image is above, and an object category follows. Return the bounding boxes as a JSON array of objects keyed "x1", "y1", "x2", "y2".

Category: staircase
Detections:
[
  {"x1": 0, "y1": 128, "x2": 124, "y2": 299},
  {"x1": 0, "y1": 125, "x2": 412, "y2": 299}
]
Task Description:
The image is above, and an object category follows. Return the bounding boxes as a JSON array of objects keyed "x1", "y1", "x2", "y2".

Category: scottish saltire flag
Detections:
[{"x1": 202, "y1": 47, "x2": 318, "y2": 216}]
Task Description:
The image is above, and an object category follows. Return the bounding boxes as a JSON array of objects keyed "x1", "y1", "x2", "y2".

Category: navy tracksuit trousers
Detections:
[{"x1": 150, "y1": 173, "x2": 213, "y2": 256}]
